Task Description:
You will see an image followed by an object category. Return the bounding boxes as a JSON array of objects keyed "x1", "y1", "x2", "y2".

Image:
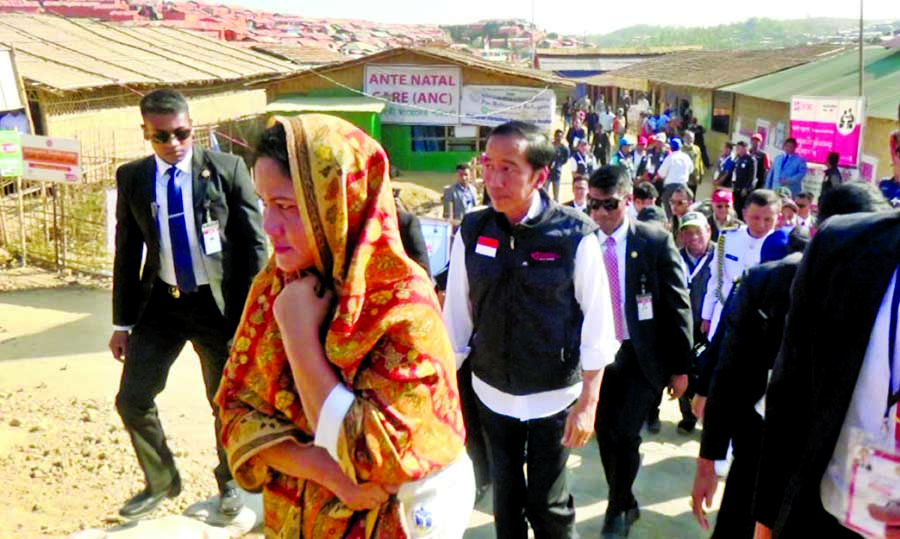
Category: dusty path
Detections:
[{"x1": 0, "y1": 280, "x2": 722, "y2": 538}]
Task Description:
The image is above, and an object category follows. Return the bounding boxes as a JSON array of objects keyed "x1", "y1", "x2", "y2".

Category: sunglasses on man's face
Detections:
[
  {"x1": 149, "y1": 128, "x2": 192, "y2": 145},
  {"x1": 588, "y1": 196, "x2": 622, "y2": 211}
]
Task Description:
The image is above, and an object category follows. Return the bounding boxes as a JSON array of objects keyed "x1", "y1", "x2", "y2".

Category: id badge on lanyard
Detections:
[{"x1": 839, "y1": 280, "x2": 900, "y2": 538}]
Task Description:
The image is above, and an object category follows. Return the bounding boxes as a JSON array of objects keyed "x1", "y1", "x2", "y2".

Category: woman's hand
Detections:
[
  {"x1": 274, "y1": 272, "x2": 335, "y2": 341},
  {"x1": 333, "y1": 479, "x2": 393, "y2": 511}
]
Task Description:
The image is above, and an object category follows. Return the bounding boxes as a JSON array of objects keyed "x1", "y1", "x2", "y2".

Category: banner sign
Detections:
[
  {"x1": 790, "y1": 96, "x2": 865, "y2": 168},
  {"x1": 460, "y1": 85, "x2": 556, "y2": 128},
  {"x1": 0, "y1": 129, "x2": 22, "y2": 176},
  {"x1": 21, "y1": 134, "x2": 81, "y2": 183},
  {"x1": 364, "y1": 65, "x2": 460, "y2": 125}
]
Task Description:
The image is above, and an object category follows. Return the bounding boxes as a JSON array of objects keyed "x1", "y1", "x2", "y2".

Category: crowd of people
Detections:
[{"x1": 105, "y1": 87, "x2": 900, "y2": 539}]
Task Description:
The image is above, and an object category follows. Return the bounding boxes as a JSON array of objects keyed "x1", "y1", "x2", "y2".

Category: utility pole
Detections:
[{"x1": 858, "y1": 0, "x2": 864, "y2": 96}]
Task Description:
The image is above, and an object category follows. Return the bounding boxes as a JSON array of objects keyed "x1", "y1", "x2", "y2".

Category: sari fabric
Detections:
[{"x1": 215, "y1": 114, "x2": 465, "y2": 538}]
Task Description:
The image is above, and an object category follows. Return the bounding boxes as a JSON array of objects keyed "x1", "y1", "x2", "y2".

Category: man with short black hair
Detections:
[
  {"x1": 565, "y1": 175, "x2": 590, "y2": 213},
  {"x1": 632, "y1": 182, "x2": 659, "y2": 219},
  {"x1": 547, "y1": 129, "x2": 570, "y2": 202},
  {"x1": 444, "y1": 121, "x2": 618, "y2": 539},
  {"x1": 765, "y1": 138, "x2": 808, "y2": 197},
  {"x1": 794, "y1": 191, "x2": 816, "y2": 228},
  {"x1": 732, "y1": 141, "x2": 757, "y2": 216},
  {"x1": 110, "y1": 88, "x2": 266, "y2": 519},
  {"x1": 588, "y1": 165, "x2": 693, "y2": 538},
  {"x1": 443, "y1": 163, "x2": 478, "y2": 228},
  {"x1": 701, "y1": 189, "x2": 780, "y2": 338},
  {"x1": 713, "y1": 142, "x2": 736, "y2": 188}
]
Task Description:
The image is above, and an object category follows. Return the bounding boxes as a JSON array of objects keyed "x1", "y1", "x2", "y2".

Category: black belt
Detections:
[{"x1": 156, "y1": 278, "x2": 207, "y2": 299}]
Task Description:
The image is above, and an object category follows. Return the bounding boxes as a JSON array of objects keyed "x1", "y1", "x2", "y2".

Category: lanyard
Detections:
[
  {"x1": 687, "y1": 251, "x2": 712, "y2": 285},
  {"x1": 886, "y1": 275, "x2": 900, "y2": 417}
]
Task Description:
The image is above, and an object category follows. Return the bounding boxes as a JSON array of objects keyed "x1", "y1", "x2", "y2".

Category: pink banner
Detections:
[{"x1": 791, "y1": 120, "x2": 861, "y2": 167}]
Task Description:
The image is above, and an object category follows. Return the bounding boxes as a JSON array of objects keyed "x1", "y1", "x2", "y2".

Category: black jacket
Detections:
[
  {"x1": 755, "y1": 211, "x2": 900, "y2": 537},
  {"x1": 622, "y1": 220, "x2": 694, "y2": 391},
  {"x1": 700, "y1": 252, "x2": 801, "y2": 462},
  {"x1": 397, "y1": 209, "x2": 430, "y2": 274},
  {"x1": 112, "y1": 146, "x2": 267, "y2": 332}
]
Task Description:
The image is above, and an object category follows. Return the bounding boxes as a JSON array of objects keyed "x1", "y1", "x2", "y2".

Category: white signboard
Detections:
[
  {"x1": 21, "y1": 134, "x2": 82, "y2": 183},
  {"x1": 0, "y1": 50, "x2": 23, "y2": 111},
  {"x1": 364, "y1": 65, "x2": 460, "y2": 125},
  {"x1": 460, "y1": 85, "x2": 556, "y2": 128}
]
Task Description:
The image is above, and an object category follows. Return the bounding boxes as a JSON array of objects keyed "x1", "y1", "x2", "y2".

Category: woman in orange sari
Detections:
[{"x1": 215, "y1": 114, "x2": 473, "y2": 538}]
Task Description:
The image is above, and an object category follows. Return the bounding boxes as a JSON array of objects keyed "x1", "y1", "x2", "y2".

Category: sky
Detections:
[{"x1": 220, "y1": 0, "x2": 896, "y2": 36}]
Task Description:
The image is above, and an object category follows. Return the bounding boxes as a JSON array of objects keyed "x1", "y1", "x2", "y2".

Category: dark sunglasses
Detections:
[
  {"x1": 149, "y1": 128, "x2": 192, "y2": 144},
  {"x1": 588, "y1": 196, "x2": 621, "y2": 211}
]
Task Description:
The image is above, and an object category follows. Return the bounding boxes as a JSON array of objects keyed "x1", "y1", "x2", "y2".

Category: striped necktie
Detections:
[{"x1": 167, "y1": 166, "x2": 197, "y2": 293}]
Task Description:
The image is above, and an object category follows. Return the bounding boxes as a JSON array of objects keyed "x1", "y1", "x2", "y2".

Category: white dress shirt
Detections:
[
  {"x1": 113, "y1": 150, "x2": 209, "y2": 332},
  {"x1": 595, "y1": 216, "x2": 630, "y2": 341},
  {"x1": 702, "y1": 227, "x2": 770, "y2": 337},
  {"x1": 153, "y1": 151, "x2": 209, "y2": 289},
  {"x1": 821, "y1": 268, "x2": 900, "y2": 520},
  {"x1": 441, "y1": 191, "x2": 619, "y2": 421},
  {"x1": 657, "y1": 150, "x2": 694, "y2": 186}
]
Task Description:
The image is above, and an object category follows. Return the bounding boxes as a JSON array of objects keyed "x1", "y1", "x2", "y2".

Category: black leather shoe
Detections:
[
  {"x1": 119, "y1": 474, "x2": 182, "y2": 519},
  {"x1": 474, "y1": 484, "x2": 490, "y2": 505},
  {"x1": 218, "y1": 484, "x2": 243, "y2": 517},
  {"x1": 625, "y1": 505, "x2": 641, "y2": 526},
  {"x1": 646, "y1": 415, "x2": 662, "y2": 434},
  {"x1": 677, "y1": 419, "x2": 696, "y2": 434},
  {"x1": 602, "y1": 512, "x2": 628, "y2": 538}
]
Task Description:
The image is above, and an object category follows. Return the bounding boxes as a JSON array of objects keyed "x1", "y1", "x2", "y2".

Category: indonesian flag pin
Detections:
[{"x1": 475, "y1": 236, "x2": 499, "y2": 258}]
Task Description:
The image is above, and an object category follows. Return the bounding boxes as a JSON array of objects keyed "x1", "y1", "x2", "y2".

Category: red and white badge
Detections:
[{"x1": 475, "y1": 236, "x2": 499, "y2": 258}]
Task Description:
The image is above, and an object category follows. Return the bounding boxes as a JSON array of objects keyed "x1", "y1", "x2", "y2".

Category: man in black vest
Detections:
[
  {"x1": 587, "y1": 164, "x2": 693, "y2": 538},
  {"x1": 443, "y1": 121, "x2": 619, "y2": 539}
]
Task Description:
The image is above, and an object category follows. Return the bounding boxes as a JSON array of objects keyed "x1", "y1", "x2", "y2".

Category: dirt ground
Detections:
[{"x1": 0, "y1": 268, "x2": 724, "y2": 539}]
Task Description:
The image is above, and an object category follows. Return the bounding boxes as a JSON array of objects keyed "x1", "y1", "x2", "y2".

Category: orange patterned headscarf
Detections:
[
  {"x1": 217, "y1": 114, "x2": 464, "y2": 539},
  {"x1": 277, "y1": 114, "x2": 433, "y2": 379}
]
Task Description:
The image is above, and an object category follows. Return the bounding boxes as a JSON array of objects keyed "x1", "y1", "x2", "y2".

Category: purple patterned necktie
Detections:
[{"x1": 603, "y1": 236, "x2": 625, "y2": 341}]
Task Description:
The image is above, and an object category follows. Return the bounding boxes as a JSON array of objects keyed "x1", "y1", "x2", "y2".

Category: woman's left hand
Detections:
[{"x1": 274, "y1": 273, "x2": 335, "y2": 340}]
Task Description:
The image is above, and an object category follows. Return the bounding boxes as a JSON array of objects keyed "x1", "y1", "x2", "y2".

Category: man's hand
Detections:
[
  {"x1": 562, "y1": 400, "x2": 596, "y2": 448},
  {"x1": 668, "y1": 374, "x2": 689, "y2": 400},
  {"x1": 691, "y1": 457, "x2": 718, "y2": 530},
  {"x1": 700, "y1": 319, "x2": 711, "y2": 336},
  {"x1": 869, "y1": 501, "x2": 900, "y2": 539},
  {"x1": 109, "y1": 330, "x2": 129, "y2": 363},
  {"x1": 753, "y1": 523, "x2": 772, "y2": 539},
  {"x1": 692, "y1": 395, "x2": 707, "y2": 420}
]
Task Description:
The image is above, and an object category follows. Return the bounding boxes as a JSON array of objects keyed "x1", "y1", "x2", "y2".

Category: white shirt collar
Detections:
[
  {"x1": 597, "y1": 215, "x2": 630, "y2": 245},
  {"x1": 511, "y1": 190, "x2": 544, "y2": 225},
  {"x1": 154, "y1": 148, "x2": 193, "y2": 180}
]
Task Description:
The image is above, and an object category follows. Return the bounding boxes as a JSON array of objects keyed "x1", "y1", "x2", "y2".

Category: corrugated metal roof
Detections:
[
  {"x1": 536, "y1": 46, "x2": 701, "y2": 57},
  {"x1": 539, "y1": 57, "x2": 651, "y2": 72},
  {"x1": 259, "y1": 46, "x2": 575, "y2": 88},
  {"x1": 721, "y1": 47, "x2": 900, "y2": 121},
  {"x1": 250, "y1": 44, "x2": 346, "y2": 67},
  {"x1": 582, "y1": 46, "x2": 844, "y2": 90},
  {"x1": 0, "y1": 13, "x2": 299, "y2": 93}
]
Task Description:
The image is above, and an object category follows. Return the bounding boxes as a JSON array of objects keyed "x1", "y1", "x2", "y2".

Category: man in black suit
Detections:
[
  {"x1": 753, "y1": 188, "x2": 895, "y2": 539},
  {"x1": 108, "y1": 89, "x2": 266, "y2": 519},
  {"x1": 587, "y1": 164, "x2": 693, "y2": 538},
  {"x1": 563, "y1": 174, "x2": 589, "y2": 213},
  {"x1": 690, "y1": 228, "x2": 806, "y2": 539}
]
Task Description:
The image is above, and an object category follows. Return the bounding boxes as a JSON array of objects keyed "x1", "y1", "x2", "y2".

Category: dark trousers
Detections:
[
  {"x1": 712, "y1": 414, "x2": 763, "y2": 539},
  {"x1": 477, "y1": 398, "x2": 576, "y2": 539},
  {"x1": 595, "y1": 341, "x2": 659, "y2": 515},
  {"x1": 457, "y1": 359, "x2": 491, "y2": 489},
  {"x1": 115, "y1": 281, "x2": 233, "y2": 493}
]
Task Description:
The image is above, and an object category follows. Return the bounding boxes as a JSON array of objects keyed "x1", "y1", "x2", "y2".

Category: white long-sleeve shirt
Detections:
[{"x1": 441, "y1": 192, "x2": 619, "y2": 420}]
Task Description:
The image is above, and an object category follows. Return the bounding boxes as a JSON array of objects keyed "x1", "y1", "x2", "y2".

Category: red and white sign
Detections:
[
  {"x1": 364, "y1": 65, "x2": 460, "y2": 125},
  {"x1": 475, "y1": 236, "x2": 498, "y2": 258},
  {"x1": 21, "y1": 134, "x2": 81, "y2": 183}
]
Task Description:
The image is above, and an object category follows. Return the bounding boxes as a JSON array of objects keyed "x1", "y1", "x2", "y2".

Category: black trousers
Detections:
[
  {"x1": 711, "y1": 413, "x2": 763, "y2": 539},
  {"x1": 115, "y1": 280, "x2": 233, "y2": 493},
  {"x1": 595, "y1": 341, "x2": 659, "y2": 515},
  {"x1": 457, "y1": 359, "x2": 491, "y2": 490},
  {"x1": 477, "y1": 398, "x2": 576, "y2": 539}
]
